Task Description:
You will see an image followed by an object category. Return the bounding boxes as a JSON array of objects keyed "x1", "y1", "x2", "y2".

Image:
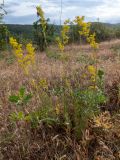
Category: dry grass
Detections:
[{"x1": 0, "y1": 40, "x2": 120, "y2": 160}]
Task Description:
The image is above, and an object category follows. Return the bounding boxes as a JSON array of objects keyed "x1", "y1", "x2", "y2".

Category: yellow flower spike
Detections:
[
  {"x1": 88, "y1": 65, "x2": 96, "y2": 76},
  {"x1": 39, "y1": 79, "x2": 48, "y2": 90},
  {"x1": 36, "y1": 6, "x2": 47, "y2": 47},
  {"x1": 9, "y1": 37, "x2": 35, "y2": 75},
  {"x1": 88, "y1": 65, "x2": 97, "y2": 87},
  {"x1": 56, "y1": 19, "x2": 70, "y2": 52},
  {"x1": 74, "y1": 16, "x2": 99, "y2": 50}
]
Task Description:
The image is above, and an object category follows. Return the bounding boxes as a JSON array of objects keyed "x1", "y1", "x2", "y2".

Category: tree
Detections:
[
  {"x1": 0, "y1": 6, "x2": 4, "y2": 23},
  {"x1": 90, "y1": 22, "x2": 115, "y2": 42},
  {"x1": 0, "y1": 3, "x2": 8, "y2": 50}
]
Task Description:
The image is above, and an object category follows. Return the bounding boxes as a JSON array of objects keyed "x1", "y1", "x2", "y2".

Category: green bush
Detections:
[
  {"x1": 90, "y1": 23, "x2": 115, "y2": 42},
  {"x1": 0, "y1": 25, "x2": 8, "y2": 50}
]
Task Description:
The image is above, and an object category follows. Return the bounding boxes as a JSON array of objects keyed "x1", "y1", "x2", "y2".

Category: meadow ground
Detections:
[{"x1": 0, "y1": 40, "x2": 120, "y2": 160}]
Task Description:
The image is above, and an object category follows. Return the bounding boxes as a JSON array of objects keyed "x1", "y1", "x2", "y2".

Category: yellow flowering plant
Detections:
[
  {"x1": 9, "y1": 37, "x2": 35, "y2": 75},
  {"x1": 8, "y1": 6, "x2": 107, "y2": 140},
  {"x1": 56, "y1": 19, "x2": 70, "y2": 52},
  {"x1": 87, "y1": 33, "x2": 99, "y2": 49},
  {"x1": 73, "y1": 16, "x2": 99, "y2": 90},
  {"x1": 74, "y1": 16, "x2": 90, "y2": 37},
  {"x1": 74, "y1": 16, "x2": 98, "y2": 50},
  {"x1": 38, "y1": 79, "x2": 48, "y2": 90},
  {"x1": 36, "y1": 6, "x2": 47, "y2": 49}
]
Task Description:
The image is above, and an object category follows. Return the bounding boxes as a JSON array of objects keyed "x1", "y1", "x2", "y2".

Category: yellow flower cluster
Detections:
[
  {"x1": 74, "y1": 16, "x2": 90, "y2": 37},
  {"x1": 88, "y1": 65, "x2": 96, "y2": 83},
  {"x1": 74, "y1": 16, "x2": 99, "y2": 87},
  {"x1": 87, "y1": 33, "x2": 99, "y2": 49},
  {"x1": 36, "y1": 6, "x2": 46, "y2": 30},
  {"x1": 9, "y1": 37, "x2": 35, "y2": 74},
  {"x1": 88, "y1": 65, "x2": 96, "y2": 76},
  {"x1": 30, "y1": 79, "x2": 48, "y2": 90},
  {"x1": 38, "y1": 79, "x2": 48, "y2": 90},
  {"x1": 56, "y1": 19, "x2": 70, "y2": 52},
  {"x1": 74, "y1": 16, "x2": 98, "y2": 49},
  {"x1": 9, "y1": 37, "x2": 23, "y2": 59},
  {"x1": 26, "y1": 43, "x2": 35, "y2": 64}
]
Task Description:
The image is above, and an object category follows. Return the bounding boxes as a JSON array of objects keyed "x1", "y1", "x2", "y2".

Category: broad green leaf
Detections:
[{"x1": 9, "y1": 95, "x2": 20, "y2": 103}]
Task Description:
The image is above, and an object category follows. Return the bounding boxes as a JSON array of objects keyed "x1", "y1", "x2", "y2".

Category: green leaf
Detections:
[
  {"x1": 23, "y1": 94, "x2": 32, "y2": 104},
  {"x1": 98, "y1": 69, "x2": 104, "y2": 79},
  {"x1": 24, "y1": 115, "x2": 31, "y2": 121},
  {"x1": 97, "y1": 92, "x2": 106, "y2": 104},
  {"x1": 18, "y1": 111, "x2": 24, "y2": 120},
  {"x1": 10, "y1": 112, "x2": 18, "y2": 121},
  {"x1": 19, "y1": 86, "x2": 25, "y2": 98},
  {"x1": 9, "y1": 95, "x2": 20, "y2": 103}
]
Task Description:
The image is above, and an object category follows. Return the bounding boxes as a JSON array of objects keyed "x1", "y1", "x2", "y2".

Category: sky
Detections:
[{"x1": 1, "y1": 0, "x2": 120, "y2": 24}]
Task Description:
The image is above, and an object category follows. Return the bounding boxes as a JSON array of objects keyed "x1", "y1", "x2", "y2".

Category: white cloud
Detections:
[
  {"x1": 4, "y1": 0, "x2": 120, "y2": 24},
  {"x1": 0, "y1": 0, "x2": 4, "y2": 4},
  {"x1": 87, "y1": 0, "x2": 120, "y2": 22}
]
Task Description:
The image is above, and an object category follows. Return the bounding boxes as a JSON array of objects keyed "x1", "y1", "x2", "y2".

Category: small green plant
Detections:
[
  {"x1": 26, "y1": 92, "x2": 58, "y2": 128},
  {"x1": 97, "y1": 69, "x2": 105, "y2": 89},
  {"x1": 9, "y1": 87, "x2": 32, "y2": 122},
  {"x1": 72, "y1": 88, "x2": 106, "y2": 137},
  {"x1": 9, "y1": 86, "x2": 32, "y2": 106},
  {"x1": 10, "y1": 111, "x2": 25, "y2": 121}
]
